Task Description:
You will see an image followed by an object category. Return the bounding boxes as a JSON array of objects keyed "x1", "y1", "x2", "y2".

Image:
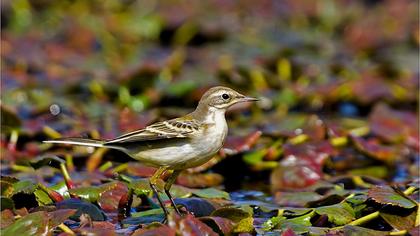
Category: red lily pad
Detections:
[
  {"x1": 132, "y1": 225, "x2": 176, "y2": 236},
  {"x1": 98, "y1": 181, "x2": 128, "y2": 212},
  {"x1": 369, "y1": 103, "x2": 419, "y2": 150},
  {"x1": 271, "y1": 141, "x2": 336, "y2": 190},
  {"x1": 176, "y1": 173, "x2": 224, "y2": 188},
  {"x1": 199, "y1": 216, "x2": 235, "y2": 235},
  {"x1": 126, "y1": 162, "x2": 157, "y2": 177},
  {"x1": 169, "y1": 214, "x2": 218, "y2": 236},
  {"x1": 351, "y1": 136, "x2": 403, "y2": 163},
  {"x1": 222, "y1": 130, "x2": 262, "y2": 156},
  {"x1": 1, "y1": 209, "x2": 15, "y2": 228}
]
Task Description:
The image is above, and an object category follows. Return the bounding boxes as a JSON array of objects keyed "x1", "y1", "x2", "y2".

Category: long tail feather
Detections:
[{"x1": 43, "y1": 138, "x2": 105, "y2": 148}]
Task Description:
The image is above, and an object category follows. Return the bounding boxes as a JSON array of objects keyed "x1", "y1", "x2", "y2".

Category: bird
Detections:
[{"x1": 44, "y1": 86, "x2": 258, "y2": 218}]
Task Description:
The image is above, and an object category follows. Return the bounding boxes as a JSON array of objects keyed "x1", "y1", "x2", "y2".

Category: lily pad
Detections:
[
  {"x1": 199, "y1": 216, "x2": 235, "y2": 235},
  {"x1": 314, "y1": 202, "x2": 355, "y2": 225},
  {"x1": 171, "y1": 214, "x2": 218, "y2": 236},
  {"x1": 0, "y1": 209, "x2": 15, "y2": 229},
  {"x1": 0, "y1": 197, "x2": 14, "y2": 211},
  {"x1": 56, "y1": 198, "x2": 106, "y2": 221},
  {"x1": 211, "y1": 207, "x2": 254, "y2": 233},
  {"x1": 368, "y1": 185, "x2": 417, "y2": 209},
  {"x1": 380, "y1": 208, "x2": 417, "y2": 230},
  {"x1": 132, "y1": 225, "x2": 176, "y2": 236},
  {"x1": 173, "y1": 198, "x2": 215, "y2": 217},
  {"x1": 1, "y1": 211, "x2": 49, "y2": 236},
  {"x1": 192, "y1": 188, "x2": 230, "y2": 200}
]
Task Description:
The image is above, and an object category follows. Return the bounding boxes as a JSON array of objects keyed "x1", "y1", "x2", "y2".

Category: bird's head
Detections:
[{"x1": 198, "y1": 86, "x2": 258, "y2": 110}]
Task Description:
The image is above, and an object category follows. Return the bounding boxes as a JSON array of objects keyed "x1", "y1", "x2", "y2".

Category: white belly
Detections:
[{"x1": 132, "y1": 111, "x2": 227, "y2": 170}]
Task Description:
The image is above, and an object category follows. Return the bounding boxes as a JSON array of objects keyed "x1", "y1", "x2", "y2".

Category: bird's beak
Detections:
[{"x1": 237, "y1": 95, "x2": 259, "y2": 102}]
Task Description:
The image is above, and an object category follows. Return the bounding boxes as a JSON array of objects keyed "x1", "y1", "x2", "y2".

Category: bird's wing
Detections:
[{"x1": 104, "y1": 118, "x2": 200, "y2": 144}]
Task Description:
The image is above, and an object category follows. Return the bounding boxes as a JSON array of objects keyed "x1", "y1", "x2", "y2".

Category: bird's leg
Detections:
[
  {"x1": 164, "y1": 170, "x2": 182, "y2": 215},
  {"x1": 149, "y1": 167, "x2": 169, "y2": 218}
]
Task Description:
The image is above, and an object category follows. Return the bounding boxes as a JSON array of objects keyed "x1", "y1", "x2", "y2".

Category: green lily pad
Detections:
[
  {"x1": 368, "y1": 185, "x2": 417, "y2": 209},
  {"x1": 0, "y1": 176, "x2": 18, "y2": 197},
  {"x1": 1, "y1": 211, "x2": 50, "y2": 236},
  {"x1": 263, "y1": 211, "x2": 314, "y2": 232},
  {"x1": 0, "y1": 197, "x2": 14, "y2": 211},
  {"x1": 314, "y1": 202, "x2": 355, "y2": 225},
  {"x1": 211, "y1": 207, "x2": 254, "y2": 233},
  {"x1": 380, "y1": 208, "x2": 417, "y2": 230},
  {"x1": 339, "y1": 225, "x2": 388, "y2": 236},
  {"x1": 129, "y1": 179, "x2": 153, "y2": 196},
  {"x1": 27, "y1": 155, "x2": 64, "y2": 170},
  {"x1": 34, "y1": 188, "x2": 53, "y2": 205},
  {"x1": 12, "y1": 180, "x2": 37, "y2": 195},
  {"x1": 69, "y1": 181, "x2": 124, "y2": 202},
  {"x1": 192, "y1": 188, "x2": 230, "y2": 200}
]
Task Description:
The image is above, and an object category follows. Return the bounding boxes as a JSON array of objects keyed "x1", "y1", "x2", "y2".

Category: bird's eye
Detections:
[{"x1": 222, "y1": 94, "x2": 230, "y2": 100}]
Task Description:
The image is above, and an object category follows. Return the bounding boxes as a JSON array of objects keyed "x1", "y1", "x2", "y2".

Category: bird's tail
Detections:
[{"x1": 43, "y1": 138, "x2": 105, "y2": 148}]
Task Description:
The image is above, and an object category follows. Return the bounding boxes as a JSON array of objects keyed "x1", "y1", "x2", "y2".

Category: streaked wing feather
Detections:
[{"x1": 104, "y1": 119, "x2": 199, "y2": 144}]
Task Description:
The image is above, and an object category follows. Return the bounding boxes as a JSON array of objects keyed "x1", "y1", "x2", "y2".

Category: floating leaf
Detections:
[
  {"x1": 132, "y1": 225, "x2": 176, "y2": 236},
  {"x1": 129, "y1": 179, "x2": 153, "y2": 196},
  {"x1": 12, "y1": 180, "x2": 37, "y2": 195},
  {"x1": 171, "y1": 214, "x2": 218, "y2": 236},
  {"x1": 69, "y1": 181, "x2": 123, "y2": 202},
  {"x1": 351, "y1": 136, "x2": 402, "y2": 163},
  {"x1": 274, "y1": 192, "x2": 323, "y2": 207},
  {"x1": 368, "y1": 186, "x2": 417, "y2": 209},
  {"x1": 0, "y1": 197, "x2": 14, "y2": 211},
  {"x1": 49, "y1": 209, "x2": 77, "y2": 228},
  {"x1": 369, "y1": 103, "x2": 419, "y2": 150},
  {"x1": 1, "y1": 211, "x2": 49, "y2": 236},
  {"x1": 271, "y1": 141, "x2": 336, "y2": 190},
  {"x1": 56, "y1": 198, "x2": 106, "y2": 221},
  {"x1": 211, "y1": 207, "x2": 254, "y2": 233},
  {"x1": 192, "y1": 188, "x2": 230, "y2": 200},
  {"x1": 0, "y1": 176, "x2": 18, "y2": 197},
  {"x1": 126, "y1": 162, "x2": 157, "y2": 177},
  {"x1": 173, "y1": 198, "x2": 215, "y2": 217},
  {"x1": 263, "y1": 211, "x2": 314, "y2": 233},
  {"x1": 199, "y1": 216, "x2": 235, "y2": 235},
  {"x1": 0, "y1": 104, "x2": 21, "y2": 132},
  {"x1": 0, "y1": 209, "x2": 15, "y2": 229},
  {"x1": 314, "y1": 202, "x2": 355, "y2": 225},
  {"x1": 27, "y1": 155, "x2": 64, "y2": 170},
  {"x1": 337, "y1": 225, "x2": 388, "y2": 236},
  {"x1": 98, "y1": 181, "x2": 128, "y2": 212},
  {"x1": 222, "y1": 130, "x2": 262, "y2": 156},
  {"x1": 176, "y1": 173, "x2": 224, "y2": 188},
  {"x1": 34, "y1": 188, "x2": 53, "y2": 205},
  {"x1": 380, "y1": 209, "x2": 417, "y2": 231}
]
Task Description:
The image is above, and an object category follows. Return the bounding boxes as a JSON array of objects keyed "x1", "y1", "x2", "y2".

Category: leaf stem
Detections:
[
  {"x1": 65, "y1": 154, "x2": 74, "y2": 172},
  {"x1": 58, "y1": 223, "x2": 75, "y2": 235},
  {"x1": 347, "y1": 211, "x2": 379, "y2": 226},
  {"x1": 389, "y1": 230, "x2": 408, "y2": 235},
  {"x1": 60, "y1": 162, "x2": 74, "y2": 189},
  {"x1": 403, "y1": 186, "x2": 417, "y2": 195}
]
